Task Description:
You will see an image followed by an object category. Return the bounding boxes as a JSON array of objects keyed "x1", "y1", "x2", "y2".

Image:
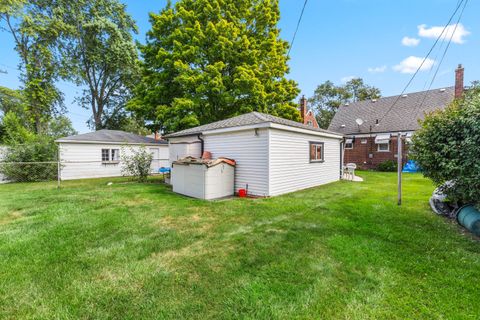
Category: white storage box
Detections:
[{"x1": 171, "y1": 157, "x2": 235, "y2": 200}]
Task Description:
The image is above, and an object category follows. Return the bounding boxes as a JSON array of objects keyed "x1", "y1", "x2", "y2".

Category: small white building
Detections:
[
  {"x1": 56, "y1": 130, "x2": 169, "y2": 180},
  {"x1": 165, "y1": 112, "x2": 344, "y2": 197}
]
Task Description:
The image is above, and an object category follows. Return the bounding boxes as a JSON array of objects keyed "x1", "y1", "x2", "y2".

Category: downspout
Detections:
[{"x1": 197, "y1": 134, "x2": 204, "y2": 156}]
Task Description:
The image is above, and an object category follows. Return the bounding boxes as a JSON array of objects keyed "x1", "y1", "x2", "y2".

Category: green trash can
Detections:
[{"x1": 456, "y1": 205, "x2": 480, "y2": 237}]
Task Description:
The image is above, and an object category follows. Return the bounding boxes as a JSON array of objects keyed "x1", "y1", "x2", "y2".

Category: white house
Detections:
[
  {"x1": 165, "y1": 112, "x2": 344, "y2": 197},
  {"x1": 56, "y1": 130, "x2": 169, "y2": 180}
]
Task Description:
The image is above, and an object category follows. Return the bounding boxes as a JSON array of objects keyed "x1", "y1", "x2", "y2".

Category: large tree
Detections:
[
  {"x1": 0, "y1": 0, "x2": 66, "y2": 134},
  {"x1": 61, "y1": 0, "x2": 140, "y2": 131},
  {"x1": 129, "y1": 0, "x2": 300, "y2": 133},
  {"x1": 309, "y1": 78, "x2": 381, "y2": 129}
]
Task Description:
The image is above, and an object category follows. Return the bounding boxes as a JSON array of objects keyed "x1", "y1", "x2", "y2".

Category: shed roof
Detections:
[
  {"x1": 56, "y1": 129, "x2": 168, "y2": 145},
  {"x1": 328, "y1": 87, "x2": 455, "y2": 135},
  {"x1": 165, "y1": 112, "x2": 342, "y2": 138}
]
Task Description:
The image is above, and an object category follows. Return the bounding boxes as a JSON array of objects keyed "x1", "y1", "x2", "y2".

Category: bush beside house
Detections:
[{"x1": 412, "y1": 85, "x2": 480, "y2": 205}]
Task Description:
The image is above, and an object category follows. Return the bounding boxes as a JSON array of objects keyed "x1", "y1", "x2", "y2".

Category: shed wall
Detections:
[{"x1": 268, "y1": 129, "x2": 341, "y2": 196}]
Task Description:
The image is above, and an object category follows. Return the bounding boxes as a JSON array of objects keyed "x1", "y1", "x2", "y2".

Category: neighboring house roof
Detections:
[
  {"x1": 164, "y1": 112, "x2": 343, "y2": 138},
  {"x1": 56, "y1": 129, "x2": 168, "y2": 145},
  {"x1": 328, "y1": 86, "x2": 455, "y2": 135}
]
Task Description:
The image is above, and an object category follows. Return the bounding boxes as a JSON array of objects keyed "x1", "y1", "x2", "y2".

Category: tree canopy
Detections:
[
  {"x1": 129, "y1": 0, "x2": 300, "y2": 133},
  {"x1": 309, "y1": 78, "x2": 381, "y2": 129}
]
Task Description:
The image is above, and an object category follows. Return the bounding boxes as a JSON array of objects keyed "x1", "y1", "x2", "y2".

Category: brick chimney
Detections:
[
  {"x1": 299, "y1": 95, "x2": 307, "y2": 122},
  {"x1": 455, "y1": 64, "x2": 464, "y2": 98},
  {"x1": 154, "y1": 131, "x2": 161, "y2": 141}
]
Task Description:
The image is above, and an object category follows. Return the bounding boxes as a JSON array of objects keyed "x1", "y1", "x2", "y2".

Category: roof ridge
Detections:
[{"x1": 251, "y1": 111, "x2": 269, "y2": 122}]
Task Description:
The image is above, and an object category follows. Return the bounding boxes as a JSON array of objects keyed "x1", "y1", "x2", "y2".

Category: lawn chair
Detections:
[{"x1": 343, "y1": 163, "x2": 357, "y2": 181}]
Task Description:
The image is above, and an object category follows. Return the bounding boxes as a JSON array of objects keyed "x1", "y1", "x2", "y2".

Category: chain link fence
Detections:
[{"x1": 0, "y1": 158, "x2": 169, "y2": 186}]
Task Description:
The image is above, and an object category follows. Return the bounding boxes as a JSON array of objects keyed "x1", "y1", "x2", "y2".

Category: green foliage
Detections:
[
  {"x1": 121, "y1": 146, "x2": 153, "y2": 182},
  {"x1": 309, "y1": 78, "x2": 381, "y2": 129},
  {"x1": 412, "y1": 85, "x2": 480, "y2": 205},
  {"x1": 130, "y1": 0, "x2": 300, "y2": 133},
  {"x1": 61, "y1": 0, "x2": 140, "y2": 130},
  {"x1": 1, "y1": 111, "x2": 35, "y2": 144},
  {"x1": 0, "y1": 135, "x2": 58, "y2": 182},
  {"x1": 1, "y1": 0, "x2": 67, "y2": 133},
  {"x1": 377, "y1": 160, "x2": 397, "y2": 172}
]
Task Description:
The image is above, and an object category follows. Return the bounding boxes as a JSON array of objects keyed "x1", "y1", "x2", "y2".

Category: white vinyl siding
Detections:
[
  {"x1": 268, "y1": 128, "x2": 341, "y2": 196},
  {"x1": 168, "y1": 136, "x2": 202, "y2": 165},
  {"x1": 204, "y1": 128, "x2": 269, "y2": 197},
  {"x1": 59, "y1": 143, "x2": 169, "y2": 180}
]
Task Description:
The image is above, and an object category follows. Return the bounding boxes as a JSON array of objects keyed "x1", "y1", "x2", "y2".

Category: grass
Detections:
[{"x1": 0, "y1": 172, "x2": 479, "y2": 319}]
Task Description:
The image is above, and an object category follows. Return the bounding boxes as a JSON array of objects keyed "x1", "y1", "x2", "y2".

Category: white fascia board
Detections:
[
  {"x1": 55, "y1": 140, "x2": 166, "y2": 146},
  {"x1": 269, "y1": 123, "x2": 344, "y2": 139},
  {"x1": 201, "y1": 122, "x2": 271, "y2": 136},
  {"x1": 345, "y1": 131, "x2": 415, "y2": 138}
]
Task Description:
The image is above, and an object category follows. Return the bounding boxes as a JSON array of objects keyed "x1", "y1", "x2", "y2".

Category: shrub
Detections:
[
  {"x1": 411, "y1": 85, "x2": 480, "y2": 205},
  {"x1": 121, "y1": 146, "x2": 153, "y2": 182},
  {"x1": 0, "y1": 136, "x2": 58, "y2": 182},
  {"x1": 377, "y1": 160, "x2": 397, "y2": 172}
]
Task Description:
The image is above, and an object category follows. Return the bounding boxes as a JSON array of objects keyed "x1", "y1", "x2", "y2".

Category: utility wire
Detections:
[
  {"x1": 377, "y1": 0, "x2": 466, "y2": 126},
  {"x1": 415, "y1": 0, "x2": 469, "y2": 115},
  {"x1": 287, "y1": 0, "x2": 308, "y2": 57}
]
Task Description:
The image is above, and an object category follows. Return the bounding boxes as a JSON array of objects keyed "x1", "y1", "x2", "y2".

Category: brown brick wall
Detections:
[{"x1": 344, "y1": 136, "x2": 409, "y2": 170}]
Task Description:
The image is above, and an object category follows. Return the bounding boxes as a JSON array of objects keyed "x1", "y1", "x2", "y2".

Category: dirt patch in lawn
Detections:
[{"x1": 0, "y1": 210, "x2": 24, "y2": 226}]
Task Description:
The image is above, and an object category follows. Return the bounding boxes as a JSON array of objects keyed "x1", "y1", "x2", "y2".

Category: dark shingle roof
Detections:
[
  {"x1": 56, "y1": 129, "x2": 167, "y2": 145},
  {"x1": 165, "y1": 112, "x2": 343, "y2": 138},
  {"x1": 328, "y1": 87, "x2": 455, "y2": 134}
]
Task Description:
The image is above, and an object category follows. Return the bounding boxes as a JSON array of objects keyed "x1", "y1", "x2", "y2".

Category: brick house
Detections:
[
  {"x1": 299, "y1": 95, "x2": 319, "y2": 128},
  {"x1": 328, "y1": 65, "x2": 465, "y2": 169}
]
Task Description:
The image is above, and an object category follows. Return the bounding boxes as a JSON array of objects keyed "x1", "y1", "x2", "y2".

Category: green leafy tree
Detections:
[
  {"x1": 61, "y1": 0, "x2": 140, "y2": 131},
  {"x1": 309, "y1": 78, "x2": 381, "y2": 129},
  {"x1": 1, "y1": 0, "x2": 66, "y2": 133},
  {"x1": 412, "y1": 83, "x2": 480, "y2": 205},
  {"x1": 129, "y1": 0, "x2": 300, "y2": 133}
]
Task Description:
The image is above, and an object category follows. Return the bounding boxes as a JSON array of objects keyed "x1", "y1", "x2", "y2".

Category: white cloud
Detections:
[
  {"x1": 418, "y1": 23, "x2": 470, "y2": 44},
  {"x1": 367, "y1": 65, "x2": 387, "y2": 73},
  {"x1": 401, "y1": 36, "x2": 420, "y2": 47},
  {"x1": 341, "y1": 75, "x2": 356, "y2": 83},
  {"x1": 393, "y1": 56, "x2": 435, "y2": 74}
]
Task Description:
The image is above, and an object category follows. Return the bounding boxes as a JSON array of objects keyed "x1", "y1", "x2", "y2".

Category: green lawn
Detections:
[{"x1": 0, "y1": 172, "x2": 479, "y2": 319}]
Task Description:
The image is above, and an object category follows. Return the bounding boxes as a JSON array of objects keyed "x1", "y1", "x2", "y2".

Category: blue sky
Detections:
[{"x1": 1, "y1": 0, "x2": 478, "y2": 133}]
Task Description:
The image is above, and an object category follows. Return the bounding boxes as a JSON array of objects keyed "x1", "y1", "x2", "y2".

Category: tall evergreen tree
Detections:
[{"x1": 129, "y1": 0, "x2": 300, "y2": 133}]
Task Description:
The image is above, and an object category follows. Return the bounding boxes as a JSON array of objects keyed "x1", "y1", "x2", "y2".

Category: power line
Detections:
[
  {"x1": 287, "y1": 0, "x2": 308, "y2": 57},
  {"x1": 415, "y1": 0, "x2": 469, "y2": 114},
  {"x1": 377, "y1": 0, "x2": 466, "y2": 126}
]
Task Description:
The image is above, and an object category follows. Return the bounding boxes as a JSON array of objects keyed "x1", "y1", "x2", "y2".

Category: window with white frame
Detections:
[
  {"x1": 101, "y1": 149, "x2": 110, "y2": 162},
  {"x1": 306, "y1": 120, "x2": 313, "y2": 127},
  {"x1": 377, "y1": 143, "x2": 389, "y2": 152},
  {"x1": 309, "y1": 142, "x2": 324, "y2": 162},
  {"x1": 101, "y1": 149, "x2": 120, "y2": 162},
  {"x1": 345, "y1": 138, "x2": 353, "y2": 149}
]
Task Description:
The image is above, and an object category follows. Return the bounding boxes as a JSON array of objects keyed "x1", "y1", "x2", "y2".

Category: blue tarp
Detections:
[{"x1": 402, "y1": 160, "x2": 420, "y2": 173}]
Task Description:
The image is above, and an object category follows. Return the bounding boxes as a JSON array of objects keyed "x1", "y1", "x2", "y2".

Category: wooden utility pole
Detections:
[{"x1": 397, "y1": 132, "x2": 402, "y2": 206}]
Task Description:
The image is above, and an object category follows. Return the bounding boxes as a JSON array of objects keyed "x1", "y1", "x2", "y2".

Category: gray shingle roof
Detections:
[
  {"x1": 164, "y1": 112, "x2": 343, "y2": 138},
  {"x1": 328, "y1": 87, "x2": 455, "y2": 135},
  {"x1": 56, "y1": 129, "x2": 168, "y2": 145}
]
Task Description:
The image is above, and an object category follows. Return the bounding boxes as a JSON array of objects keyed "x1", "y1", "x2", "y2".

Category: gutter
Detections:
[{"x1": 197, "y1": 134, "x2": 204, "y2": 155}]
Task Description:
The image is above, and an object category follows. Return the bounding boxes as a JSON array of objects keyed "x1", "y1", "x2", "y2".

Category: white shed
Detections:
[
  {"x1": 165, "y1": 112, "x2": 344, "y2": 197},
  {"x1": 56, "y1": 130, "x2": 169, "y2": 180}
]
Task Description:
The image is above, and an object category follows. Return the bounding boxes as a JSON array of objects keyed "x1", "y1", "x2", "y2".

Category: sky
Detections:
[{"x1": 0, "y1": 0, "x2": 478, "y2": 133}]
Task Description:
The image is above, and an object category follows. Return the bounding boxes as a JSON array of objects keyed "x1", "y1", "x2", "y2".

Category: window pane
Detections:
[
  {"x1": 102, "y1": 149, "x2": 109, "y2": 161},
  {"x1": 310, "y1": 144, "x2": 315, "y2": 160},
  {"x1": 111, "y1": 149, "x2": 120, "y2": 161},
  {"x1": 316, "y1": 145, "x2": 322, "y2": 160}
]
